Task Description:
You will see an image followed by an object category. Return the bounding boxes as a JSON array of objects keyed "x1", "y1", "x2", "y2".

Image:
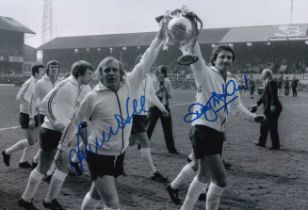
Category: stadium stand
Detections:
[
  {"x1": 0, "y1": 16, "x2": 35, "y2": 85},
  {"x1": 38, "y1": 23, "x2": 308, "y2": 76}
]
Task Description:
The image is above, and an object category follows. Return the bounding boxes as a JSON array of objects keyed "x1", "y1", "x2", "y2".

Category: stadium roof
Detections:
[
  {"x1": 38, "y1": 23, "x2": 308, "y2": 50},
  {"x1": 38, "y1": 32, "x2": 157, "y2": 50},
  {"x1": 0, "y1": 16, "x2": 35, "y2": 34}
]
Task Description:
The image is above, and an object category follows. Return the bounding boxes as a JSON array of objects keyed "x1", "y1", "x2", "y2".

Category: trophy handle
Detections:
[
  {"x1": 155, "y1": 15, "x2": 165, "y2": 23},
  {"x1": 183, "y1": 12, "x2": 203, "y2": 36}
]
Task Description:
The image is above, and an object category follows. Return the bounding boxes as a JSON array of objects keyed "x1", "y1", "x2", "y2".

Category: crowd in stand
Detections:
[
  {"x1": 1, "y1": 49, "x2": 307, "y2": 89},
  {"x1": 229, "y1": 56, "x2": 307, "y2": 75}
]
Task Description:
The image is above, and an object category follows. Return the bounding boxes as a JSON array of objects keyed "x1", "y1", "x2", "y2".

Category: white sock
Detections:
[
  {"x1": 45, "y1": 169, "x2": 67, "y2": 203},
  {"x1": 206, "y1": 182, "x2": 225, "y2": 210},
  {"x1": 171, "y1": 163, "x2": 195, "y2": 189},
  {"x1": 21, "y1": 169, "x2": 44, "y2": 202},
  {"x1": 19, "y1": 147, "x2": 29, "y2": 163},
  {"x1": 32, "y1": 149, "x2": 40, "y2": 163},
  {"x1": 81, "y1": 192, "x2": 100, "y2": 210},
  {"x1": 47, "y1": 162, "x2": 55, "y2": 176},
  {"x1": 6, "y1": 139, "x2": 28, "y2": 155},
  {"x1": 140, "y1": 148, "x2": 156, "y2": 174},
  {"x1": 180, "y1": 176, "x2": 208, "y2": 210}
]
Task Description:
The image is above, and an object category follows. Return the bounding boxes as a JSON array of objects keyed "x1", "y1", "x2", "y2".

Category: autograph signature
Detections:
[
  {"x1": 68, "y1": 95, "x2": 148, "y2": 174},
  {"x1": 184, "y1": 75, "x2": 248, "y2": 123}
]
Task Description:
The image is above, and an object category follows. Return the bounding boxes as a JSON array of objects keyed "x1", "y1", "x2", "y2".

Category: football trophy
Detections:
[{"x1": 156, "y1": 6, "x2": 203, "y2": 65}]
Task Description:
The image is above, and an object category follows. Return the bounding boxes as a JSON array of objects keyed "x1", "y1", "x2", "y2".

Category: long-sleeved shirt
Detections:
[
  {"x1": 188, "y1": 43, "x2": 256, "y2": 132},
  {"x1": 152, "y1": 77, "x2": 173, "y2": 106},
  {"x1": 135, "y1": 74, "x2": 167, "y2": 115},
  {"x1": 40, "y1": 75, "x2": 91, "y2": 132},
  {"x1": 58, "y1": 37, "x2": 163, "y2": 156},
  {"x1": 16, "y1": 76, "x2": 38, "y2": 115},
  {"x1": 29, "y1": 74, "x2": 61, "y2": 117}
]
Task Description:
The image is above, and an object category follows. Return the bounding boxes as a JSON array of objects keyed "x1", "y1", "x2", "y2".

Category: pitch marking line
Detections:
[{"x1": 0, "y1": 126, "x2": 20, "y2": 132}]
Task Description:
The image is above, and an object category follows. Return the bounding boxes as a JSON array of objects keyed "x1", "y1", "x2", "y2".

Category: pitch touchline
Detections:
[
  {"x1": 0, "y1": 102, "x2": 192, "y2": 132},
  {"x1": 0, "y1": 126, "x2": 21, "y2": 132}
]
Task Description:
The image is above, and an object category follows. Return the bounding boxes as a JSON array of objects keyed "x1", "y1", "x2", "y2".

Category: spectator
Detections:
[
  {"x1": 291, "y1": 75, "x2": 299, "y2": 97},
  {"x1": 252, "y1": 69, "x2": 282, "y2": 150},
  {"x1": 147, "y1": 65, "x2": 178, "y2": 154},
  {"x1": 284, "y1": 77, "x2": 290, "y2": 96},
  {"x1": 277, "y1": 75, "x2": 283, "y2": 97},
  {"x1": 249, "y1": 74, "x2": 256, "y2": 99}
]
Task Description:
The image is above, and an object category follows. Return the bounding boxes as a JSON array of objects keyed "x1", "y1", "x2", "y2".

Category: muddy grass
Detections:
[{"x1": 0, "y1": 88, "x2": 307, "y2": 210}]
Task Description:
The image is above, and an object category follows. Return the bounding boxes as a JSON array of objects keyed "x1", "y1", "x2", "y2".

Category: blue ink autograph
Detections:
[
  {"x1": 184, "y1": 75, "x2": 248, "y2": 123},
  {"x1": 68, "y1": 95, "x2": 149, "y2": 174}
]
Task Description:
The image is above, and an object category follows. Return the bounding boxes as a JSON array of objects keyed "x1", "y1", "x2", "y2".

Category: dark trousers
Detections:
[
  {"x1": 292, "y1": 88, "x2": 297, "y2": 97},
  {"x1": 259, "y1": 111, "x2": 281, "y2": 148},
  {"x1": 147, "y1": 105, "x2": 177, "y2": 153},
  {"x1": 250, "y1": 87, "x2": 255, "y2": 96}
]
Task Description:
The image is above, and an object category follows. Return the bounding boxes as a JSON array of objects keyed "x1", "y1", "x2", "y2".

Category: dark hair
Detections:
[
  {"x1": 156, "y1": 65, "x2": 167, "y2": 78},
  {"x1": 210, "y1": 45, "x2": 235, "y2": 66},
  {"x1": 46, "y1": 60, "x2": 60, "y2": 75},
  {"x1": 32, "y1": 64, "x2": 44, "y2": 76},
  {"x1": 71, "y1": 60, "x2": 94, "y2": 79}
]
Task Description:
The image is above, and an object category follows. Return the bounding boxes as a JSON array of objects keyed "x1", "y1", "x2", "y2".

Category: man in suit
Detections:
[{"x1": 251, "y1": 69, "x2": 282, "y2": 150}]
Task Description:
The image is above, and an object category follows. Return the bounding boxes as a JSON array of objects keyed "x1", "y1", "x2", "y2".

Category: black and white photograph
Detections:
[{"x1": 0, "y1": 0, "x2": 308, "y2": 210}]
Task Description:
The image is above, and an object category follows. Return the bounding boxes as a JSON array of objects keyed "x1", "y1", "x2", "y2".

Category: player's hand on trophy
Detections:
[
  {"x1": 254, "y1": 114, "x2": 266, "y2": 123},
  {"x1": 155, "y1": 10, "x2": 172, "y2": 24},
  {"x1": 156, "y1": 14, "x2": 169, "y2": 41}
]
